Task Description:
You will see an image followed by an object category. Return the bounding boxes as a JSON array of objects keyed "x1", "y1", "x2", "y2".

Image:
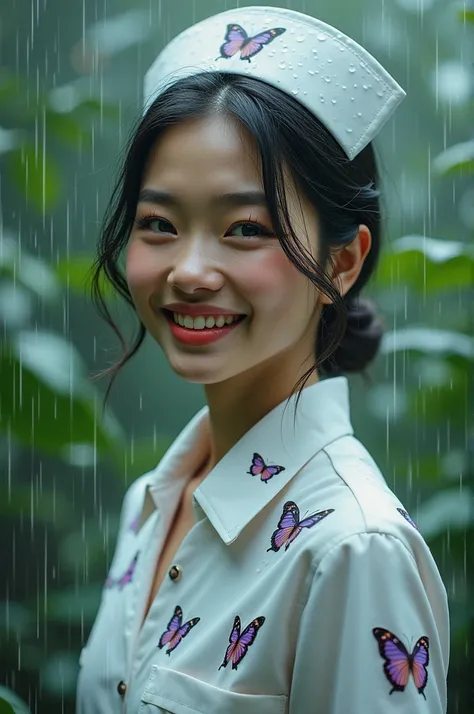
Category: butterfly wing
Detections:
[
  {"x1": 397, "y1": 508, "x2": 420, "y2": 531},
  {"x1": 165, "y1": 617, "x2": 201, "y2": 655},
  {"x1": 229, "y1": 616, "x2": 266, "y2": 670},
  {"x1": 158, "y1": 605, "x2": 182, "y2": 648},
  {"x1": 219, "y1": 615, "x2": 241, "y2": 669},
  {"x1": 297, "y1": 508, "x2": 336, "y2": 531},
  {"x1": 372, "y1": 628, "x2": 411, "y2": 694},
  {"x1": 260, "y1": 464, "x2": 285, "y2": 483},
  {"x1": 248, "y1": 453, "x2": 266, "y2": 476},
  {"x1": 240, "y1": 27, "x2": 286, "y2": 61},
  {"x1": 217, "y1": 24, "x2": 247, "y2": 59},
  {"x1": 267, "y1": 502, "x2": 299, "y2": 552},
  {"x1": 117, "y1": 552, "x2": 139, "y2": 590},
  {"x1": 411, "y1": 636, "x2": 430, "y2": 698}
]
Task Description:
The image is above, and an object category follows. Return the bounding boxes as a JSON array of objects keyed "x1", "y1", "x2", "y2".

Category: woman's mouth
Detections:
[{"x1": 161, "y1": 309, "x2": 246, "y2": 346}]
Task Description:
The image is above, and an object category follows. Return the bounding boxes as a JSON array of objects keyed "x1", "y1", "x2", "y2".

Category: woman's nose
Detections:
[{"x1": 166, "y1": 241, "x2": 225, "y2": 293}]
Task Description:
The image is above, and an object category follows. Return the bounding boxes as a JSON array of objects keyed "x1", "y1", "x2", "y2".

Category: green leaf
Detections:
[
  {"x1": 6, "y1": 143, "x2": 61, "y2": 214},
  {"x1": 0, "y1": 687, "x2": 30, "y2": 714},
  {"x1": 0, "y1": 330, "x2": 123, "y2": 456},
  {"x1": 432, "y1": 140, "x2": 474, "y2": 176},
  {"x1": 381, "y1": 327, "x2": 474, "y2": 360},
  {"x1": 376, "y1": 235, "x2": 474, "y2": 292},
  {"x1": 55, "y1": 255, "x2": 115, "y2": 297},
  {"x1": 458, "y1": 8, "x2": 474, "y2": 22},
  {"x1": 416, "y1": 488, "x2": 474, "y2": 540},
  {"x1": 45, "y1": 109, "x2": 92, "y2": 149},
  {"x1": 0, "y1": 230, "x2": 61, "y2": 301}
]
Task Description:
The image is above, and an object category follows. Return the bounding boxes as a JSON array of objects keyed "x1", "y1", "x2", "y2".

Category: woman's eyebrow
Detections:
[{"x1": 137, "y1": 188, "x2": 268, "y2": 208}]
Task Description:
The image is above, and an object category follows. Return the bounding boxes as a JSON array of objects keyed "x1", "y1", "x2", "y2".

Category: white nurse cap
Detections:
[{"x1": 143, "y1": 6, "x2": 406, "y2": 160}]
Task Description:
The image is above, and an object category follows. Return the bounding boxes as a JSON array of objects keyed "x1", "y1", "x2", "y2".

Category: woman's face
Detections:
[{"x1": 126, "y1": 113, "x2": 323, "y2": 387}]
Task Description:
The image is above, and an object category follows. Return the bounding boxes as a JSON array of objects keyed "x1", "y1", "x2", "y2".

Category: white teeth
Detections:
[{"x1": 172, "y1": 313, "x2": 242, "y2": 330}]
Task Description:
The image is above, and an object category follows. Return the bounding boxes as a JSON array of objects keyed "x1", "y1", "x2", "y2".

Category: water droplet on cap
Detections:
[
  {"x1": 279, "y1": 62, "x2": 286, "y2": 69},
  {"x1": 327, "y1": 58, "x2": 333, "y2": 63},
  {"x1": 353, "y1": 84, "x2": 358, "y2": 88},
  {"x1": 292, "y1": 88, "x2": 299, "y2": 95},
  {"x1": 363, "y1": 84, "x2": 369, "y2": 90},
  {"x1": 357, "y1": 112, "x2": 362, "y2": 116},
  {"x1": 346, "y1": 127, "x2": 353, "y2": 133},
  {"x1": 318, "y1": 33, "x2": 327, "y2": 41},
  {"x1": 296, "y1": 35, "x2": 305, "y2": 42},
  {"x1": 377, "y1": 90, "x2": 384, "y2": 97},
  {"x1": 331, "y1": 99, "x2": 337, "y2": 104},
  {"x1": 349, "y1": 65, "x2": 356, "y2": 73},
  {"x1": 325, "y1": 76, "x2": 331, "y2": 83},
  {"x1": 293, "y1": 73, "x2": 298, "y2": 79},
  {"x1": 339, "y1": 46, "x2": 345, "y2": 52},
  {"x1": 308, "y1": 69, "x2": 315, "y2": 75},
  {"x1": 282, "y1": 47, "x2": 288, "y2": 53},
  {"x1": 342, "y1": 85, "x2": 347, "y2": 90},
  {"x1": 297, "y1": 61, "x2": 303, "y2": 66}
]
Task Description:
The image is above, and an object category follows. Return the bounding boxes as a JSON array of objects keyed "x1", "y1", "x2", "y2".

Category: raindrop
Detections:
[
  {"x1": 279, "y1": 62, "x2": 286, "y2": 69},
  {"x1": 320, "y1": 95, "x2": 325, "y2": 102},
  {"x1": 349, "y1": 65, "x2": 356, "y2": 73},
  {"x1": 346, "y1": 127, "x2": 353, "y2": 133},
  {"x1": 318, "y1": 33, "x2": 327, "y2": 41},
  {"x1": 325, "y1": 77, "x2": 331, "y2": 83},
  {"x1": 293, "y1": 74, "x2": 298, "y2": 79},
  {"x1": 296, "y1": 35, "x2": 306, "y2": 42},
  {"x1": 363, "y1": 84, "x2": 369, "y2": 90},
  {"x1": 354, "y1": 83, "x2": 358, "y2": 88},
  {"x1": 339, "y1": 46, "x2": 346, "y2": 52},
  {"x1": 312, "y1": 48, "x2": 318, "y2": 54},
  {"x1": 282, "y1": 47, "x2": 288, "y2": 53},
  {"x1": 327, "y1": 58, "x2": 333, "y2": 63},
  {"x1": 292, "y1": 88, "x2": 299, "y2": 95},
  {"x1": 342, "y1": 85, "x2": 347, "y2": 89},
  {"x1": 350, "y1": 97, "x2": 355, "y2": 101},
  {"x1": 331, "y1": 99, "x2": 337, "y2": 104},
  {"x1": 308, "y1": 69, "x2": 315, "y2": 75},
  {"x1": 297, "y1": 61, "x2": 303, "y2": 66},
  {"x1": 357, "y1": 112, "x2": 362, "y2": 116},
  {"x1": 377, "y1": 90, "x2": 384, "y2": 97}
]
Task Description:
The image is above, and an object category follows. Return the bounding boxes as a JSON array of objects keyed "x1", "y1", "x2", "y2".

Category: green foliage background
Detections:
[{"x1": 0, "y1": 0, "x2": 472, "y2": 712}]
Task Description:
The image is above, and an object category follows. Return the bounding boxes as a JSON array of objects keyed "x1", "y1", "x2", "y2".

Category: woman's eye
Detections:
[
  {"x1": 135, "y1": 216, "x2": 176, "y2": 234},
  {"x1": 227, "y1": 222, "x2": 274, "y2": 238}
]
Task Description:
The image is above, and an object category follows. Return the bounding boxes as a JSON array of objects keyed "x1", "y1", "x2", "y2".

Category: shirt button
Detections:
[
  {"x1": 117, "y1": 681, "x2": 127, "y2": 697},
  {"x1": 168, "y1": 564, "x2": 182, "y2": 582}
]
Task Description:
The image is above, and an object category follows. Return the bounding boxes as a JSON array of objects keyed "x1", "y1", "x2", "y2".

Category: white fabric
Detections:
[
  {"x1": 143, "y1": 7, "x2": 406, "y2": 159},
  {"x1": 76, "y1": 376, "x2": 449, "y2": 713}
]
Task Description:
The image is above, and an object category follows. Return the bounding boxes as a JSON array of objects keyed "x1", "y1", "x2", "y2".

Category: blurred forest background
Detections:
[{"x1": 0, "y1": 0, "x2": 473, "y2": 712}]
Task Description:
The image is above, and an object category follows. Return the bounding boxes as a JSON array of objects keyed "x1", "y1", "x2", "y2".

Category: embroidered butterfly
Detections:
[
  {"x1": 372, "y1": 628, "x2": 430, "y2": 699},
  {"x1": 397, "y1": 508, "x2": 420, "y2": 531},
  {"x1": 129, "y1": 513, "x2": 141, "y2": 533},
  {"x1": 247, "y1": 453, "x2": 285, "y2": 483},
  {"x1": 104, "y1": 551, "x2": 140, "y2": 589},
  {"x1": 267, "y1": 501, "x2": 335, "y2": 553},
  {"x1": 218, "y1": 615, "x2": 265, "y2": 671},
  {"x1": 216, "y1": 24, "x2": 286, "y2": 63},
  {"x1": 158, "y1": 605, "x2": 200, "y2": 655}
]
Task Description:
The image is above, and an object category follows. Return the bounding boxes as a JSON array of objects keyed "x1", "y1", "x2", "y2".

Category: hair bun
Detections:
[{"x1": 321, "y1": 297, "x2": 384, "y2": 376}]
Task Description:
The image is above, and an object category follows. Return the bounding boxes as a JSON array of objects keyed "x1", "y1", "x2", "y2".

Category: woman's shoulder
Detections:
[{"x1": 294, "y1": 434, "x2": 428, "y2": 565}]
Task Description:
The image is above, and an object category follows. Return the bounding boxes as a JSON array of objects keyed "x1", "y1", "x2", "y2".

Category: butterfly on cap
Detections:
[
  {"x1": 247, "y1": 453, "x2": 285, "y2": 483},
  {"x1": 216, "y1": 23, "x2": 286, "y2": 63},
  {"x1": 158, "y1": 605, "x2": 201, "y2": 655},
  {"x1": 372, "y1": 628, "x2": 430, "y2": 699},
  {"x1": 218, "y1": 614, "x2": 265, "y2": 671},
  {"x1": 267, "y1": 501, "x2": 335, "y2": 553}
]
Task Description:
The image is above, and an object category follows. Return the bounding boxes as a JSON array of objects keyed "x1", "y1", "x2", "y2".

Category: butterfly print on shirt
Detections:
[
  {"x1": 158, "y1": 605, "x2": 201, "y2": 655},
  {"x1": 104, "y1": 551, "x2": 140, "y2": 590},
  {"x1": 247, "y1": 453, "x2": 285, "y2": 483},
  {"x1": 267, "y1": 501, "x2": 335, "y2": 553},
  {"x1": 372, "y1": 628, "x2": 430, "y2": 699},
  {"x1": 218, "y1": 615, "x2": 265, "y2": 671},
  {"x1": 216, "y1": 23, "x2": 286, "y2": 63},
  {"x1": 397, "y1": 508, "x2": 420, "y2": 531}
]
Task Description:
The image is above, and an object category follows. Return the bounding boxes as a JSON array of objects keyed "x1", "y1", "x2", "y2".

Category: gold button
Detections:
[
  {"x1": 117, "y1": 681, "x2": 127, "y2": 696},
  {"x1": 168, "y1": 564, "x2": 182, "y2": 582}
]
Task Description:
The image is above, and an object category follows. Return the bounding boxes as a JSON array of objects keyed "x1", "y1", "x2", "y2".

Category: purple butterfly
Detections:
[
  {"x1": 158, "y1": 605, "x2": 200, "y2": 655},
  {"x1": 216, "y1": 23, "x2": 286, "y2": 63},
  {"x1": 267, "y1": 501, "x2": 335, "y2": 553},
  {"x1": 372, "y1": 628, "x2": 430, "y2": 699},
  {"x1": 129, "y1": 513, "x2": 141, "y2": 533},
  {"x1": 397, "y1": 508, "x2": 420, "y2": 531},
  {"x1": 218, "y1": 615, "x2": 265, "y2": 671},
  {"x1": 247, "y1": 453, "x2": 285, "y2": 483},
  {"x1": 116, "y1": 552, "x2": 140, "y2": 590}
]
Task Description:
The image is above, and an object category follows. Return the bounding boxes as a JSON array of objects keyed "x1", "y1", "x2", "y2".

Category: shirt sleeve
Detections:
[{"x1": 289, "y1": 532, "x2": 450, "y2": 714}]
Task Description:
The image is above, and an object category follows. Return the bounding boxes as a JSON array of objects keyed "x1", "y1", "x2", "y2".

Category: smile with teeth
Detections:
[{"x1": 171, "y1": 312, "x2": 244, "y2": 330}]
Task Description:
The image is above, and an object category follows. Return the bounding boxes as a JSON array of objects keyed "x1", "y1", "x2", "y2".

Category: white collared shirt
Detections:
[{"x1": 76, "y1": 376, "x2": 450, "y2": 714}]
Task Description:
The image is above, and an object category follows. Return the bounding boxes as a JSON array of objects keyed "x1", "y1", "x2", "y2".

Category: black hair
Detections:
[{"x1": 90, "y1": 71, "x2": 385, "y2": 414}]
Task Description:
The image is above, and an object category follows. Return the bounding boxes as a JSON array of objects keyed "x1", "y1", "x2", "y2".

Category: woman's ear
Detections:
[{"x1": 319, "y1": 225, "x2": 372, "y2": 306}]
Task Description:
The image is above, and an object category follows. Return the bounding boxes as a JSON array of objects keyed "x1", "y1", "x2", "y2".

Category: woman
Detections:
[{"x1": 77, "y1": 6, "x2": 450, "y2": 713}]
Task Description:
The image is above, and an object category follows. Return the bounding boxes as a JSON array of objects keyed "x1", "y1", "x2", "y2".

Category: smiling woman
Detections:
[{"x1": 80, "y1": 6, "x2": 450, "y2": 714}]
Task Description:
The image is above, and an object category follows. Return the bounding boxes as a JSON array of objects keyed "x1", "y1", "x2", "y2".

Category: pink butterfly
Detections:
[
  {"x1": 216, "y1": 23, "x2": 286, "y2": 63},
  {"x1": 372, "y1": 628, "x2": 430, "y2": 699},
  {"x1": 397, "y1": 508, "x2": 420, "y2": 531},
  {"x1": 158, "y1": 605, "x2": 200, "y2": 655},
  {"x1": 247, "y1": 453, "x2": 285, "y2": 483},
  {"x1": 218, "y1": 614, "x2": 265, "y2": 671},
  {"x1": 267, "y1": 501, "x2": 335, "y2": 553}
]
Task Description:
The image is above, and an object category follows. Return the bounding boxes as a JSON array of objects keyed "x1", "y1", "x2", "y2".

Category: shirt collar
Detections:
[{"x1": 147, "y1": 376, "x2": 353, "y2": 544}]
